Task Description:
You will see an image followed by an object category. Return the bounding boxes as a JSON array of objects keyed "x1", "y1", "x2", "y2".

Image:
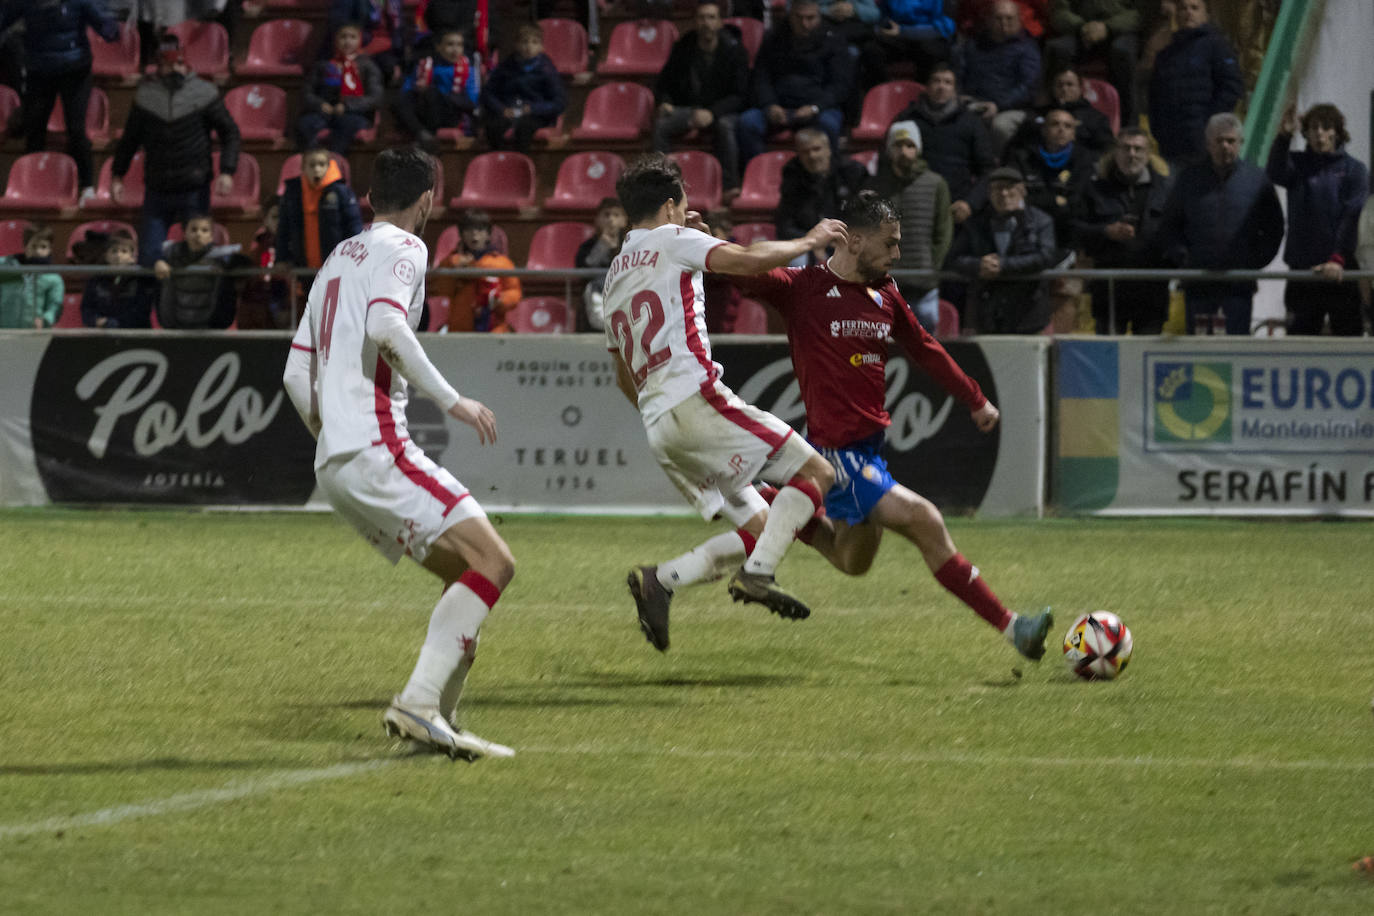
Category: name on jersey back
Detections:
[
  {"x1": 604, "y1": 248, "x2": 660, "y2": 288},
  {"x1": 337, "y1": 238, "x2": 369, "y2": 266}
]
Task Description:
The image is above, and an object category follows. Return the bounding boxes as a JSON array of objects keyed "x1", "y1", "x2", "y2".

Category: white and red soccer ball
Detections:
[{"x1": 1062, "y1": 611, "x2": 1133, "y2": 680}]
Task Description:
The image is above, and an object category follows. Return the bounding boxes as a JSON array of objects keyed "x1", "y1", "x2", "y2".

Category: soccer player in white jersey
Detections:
[
  {"x1": 605, "y1": 153, "x2": 845, "y2": 652},
  {"x1": 282, "y1": 147, "x2": 515, "y2": 761}
]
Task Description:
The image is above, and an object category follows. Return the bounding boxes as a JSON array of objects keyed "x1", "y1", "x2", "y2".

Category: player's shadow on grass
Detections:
[
  {"x1": 552, "y1": 671, "x2": 804, "y2": 690},
  {"x1": 0, "y1": 757, "x2": 305, "y2": 776}
]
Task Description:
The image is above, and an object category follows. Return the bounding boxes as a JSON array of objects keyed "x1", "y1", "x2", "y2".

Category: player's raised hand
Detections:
[
  {"x1": 972, "y1": 401, "x2": 1000, "y2": 433},
  {"x1": 449, "y1": 397, "x2": 498, "y2": 445},
  {"x1": 685, "y1": 210, "x2": 709, "y2": 233},
  {"x1": 805, "y1": 218, "x2": 847, "y2": 250}
]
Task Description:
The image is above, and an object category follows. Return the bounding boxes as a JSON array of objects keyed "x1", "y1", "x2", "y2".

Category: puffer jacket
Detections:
[
  {"x1": 0, "y1": 256, "x2": 64, "y2": 328},
  {"x1": 157, "y1": 241, "x2": 241, "y2": 329},
  {"x1": 1147, "y1": 23, "x2": 1244, "y2": 162},
  {"x1": 947, "y1": 205, "x2": 1061, "y2": 333},
  {"x1": 0, "y1": 0, "x2": 118, "y2": 75},
  {"x1": 1159, "y1": 159, "x2": 1284, "y2": 276},
  {"x1": 957, "y1": 28, "x2": 1041, "y2": 112},
  {"x1": 1266, "y1": 134, "x2": 1369, "y2": 269},
  {"x1": 751, "y1": 20, "x2": 854, "y2": 111},
  {"x1": 112, "y1": 74, "x2": 242, "y2": 194}
]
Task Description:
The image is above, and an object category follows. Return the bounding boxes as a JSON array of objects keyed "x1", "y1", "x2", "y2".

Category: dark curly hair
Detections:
[{"x1": 1300, "y1": 104, "x2": 1350, "y2": 148}]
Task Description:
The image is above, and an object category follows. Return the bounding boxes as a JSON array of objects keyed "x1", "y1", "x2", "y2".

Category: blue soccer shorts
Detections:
[{"x1": 812, "y1": 430, "x2": 896, "y2": 525}]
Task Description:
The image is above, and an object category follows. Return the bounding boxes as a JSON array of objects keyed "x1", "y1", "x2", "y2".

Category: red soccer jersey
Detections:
[{"x1": 734, "y1": 263, "x2": 987, "y2": 448}]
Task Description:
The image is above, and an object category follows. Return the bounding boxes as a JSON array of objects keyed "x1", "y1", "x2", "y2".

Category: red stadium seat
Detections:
[
  {"x1": 0, "y1": 86, "x2": 19, "y2": 140},
  {"x1": 538, "y1": 18, "x2": 589, "y2": 76},
  {"x1": 724, "y1": 17, "x2": 764, "y2": 66},
  {"x1": 162, "y1": 21, "x2": 230, "y2": 79},
  {"x1": 598, "y1": 19, "x2": 678, "y2": 76},
  {"x1": 449, "y1": 152, "x2": 537, "y2": 210},
  {"x1": 211, "y1": 152, "x2": 261, "y2": 212},
  {"x1": 225, "y1": 84, "x2": 289, "y2": 143},
  {"x1": 423, "y1": 295, "x2": 450, "y2": 332},
  {"x1": 525, "y1": 222, "x2": 594, "y2": 270},
  {"x1": 66, "y1": 220, "x2": 138, "y2": 259},
  {"x1": 57, "y1": 293, "x2": 85, "y2": 328},
  {"x1": 937, "y1": 299, "x2": 960, "y2": 339},
  {"x1": 275, "y1": 151, "x2": 351, "y2": 195},
  {"x1": 543, "y1": 152, "x2": 625, "y2": 212},
  {"x1": 668, "y1": 151, "x2": 723, "y2": 211},
  {"x1": 851, "y1": 80, "x2": 925, "y2": 141},
  {"x1": 237, "y1": 19, "x2": 313, "y2": 77},
  {"x1": 0, "y1": 219, "x2": 32, "y2": 255},
  {"x1": 47, "y1": 88, "x2": 111, "y2": 143},
  {"x1": 570, "y1": 82, "x2": 653, "y2": 141},
  {"x1": 507, "y1": 296, "x2": 568, "y2": 333},
  {"x1": 1082, "y1": 77, "x2": 1121, "y2": 134},
  {"x1": 732, "y1": 222, "x2": 776, "y2": 245},
  {"x1": 89, "y1": 23, "x2": 140, "y2": 80},
  {"x1": 732, "y1": 151, "x2": 794, "y2": 212},
  {"x1": 733, "y1": 298, "x2": 769, "y2": 334},
  {"x1": 0, "y1": 153, "x2": 80, "y2": 209},
  {"x1": 431, "y1": 225, "x2": 460, "y2": 266},
  {"x1": 850, "y1": 149, "x2": 879, "y2": 174},
  {"x1": 88, "y1": 152, "x2": 145, "y2": 210},
  {"x1": 166, "y1": 221, "x2": 232, "y2": 246}
]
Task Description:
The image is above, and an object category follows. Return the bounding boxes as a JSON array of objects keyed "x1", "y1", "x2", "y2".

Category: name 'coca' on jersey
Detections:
[
  {"x1": 289, "y1": 222, "x2": 429, "y2": 467},
  {"x1": 733, "y1": 263, "x2": 986, "y2": 449},
  {"x1": 601, "y1": 223, "x2": 726, "y2": 425}
]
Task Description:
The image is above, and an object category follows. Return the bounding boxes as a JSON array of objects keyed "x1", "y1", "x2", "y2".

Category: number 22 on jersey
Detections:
[{"x1": 609, "y1": 290, "x2": 670, "y2": 388}]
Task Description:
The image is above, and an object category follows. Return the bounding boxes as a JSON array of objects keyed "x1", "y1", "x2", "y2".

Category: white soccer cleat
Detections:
[{"x1": 383, "y1": 697, "x2": 514, "y2": 762}]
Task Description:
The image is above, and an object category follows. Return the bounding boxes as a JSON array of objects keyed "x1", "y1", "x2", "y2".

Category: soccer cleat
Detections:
[
  {"x1": 1011, "y1": 608, "x2": 1054, "y2": 661},
  {"x1": 627, "y1": 565, "x2": 672, "y2": 652},
  {"x1": 382, "y1": 698, "x2": 514, "y2": 761},
  {"x1": 727, "y1": 569, "x2": 811, "y2": 620}
]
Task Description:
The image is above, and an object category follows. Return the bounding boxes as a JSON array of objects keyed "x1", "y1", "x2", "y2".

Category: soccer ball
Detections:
[{"x1": 1062, "y1": 611, "x2": 1133, "y2": 680}]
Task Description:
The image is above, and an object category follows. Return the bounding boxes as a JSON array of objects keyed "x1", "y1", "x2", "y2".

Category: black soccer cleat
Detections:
[
  {"x1": 727, "y1": 569, "x2": 811, "y2": 620},
  {"x1": 1011, "y1": 608, "x2": 1054, "y2": 661},
  {"x1": 627, "y1": 565, "x2": 672, "y2": 651}
]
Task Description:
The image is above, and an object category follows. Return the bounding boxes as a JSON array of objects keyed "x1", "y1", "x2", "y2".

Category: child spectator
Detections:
[
  {"x1": 702, "y1": 210, "x2": 742, "y2": 334},
  {"x1": 153, "y1": 214, "x2": 243, "y2": 329},
  {"x1": 81, "y1": 230, "x2": 156, "y2": 328},
  {"x1": 576, "y1": 197, "x2": 627, "y2": 331},
  {"x1": 277, "y1": 148, "x2": 364, "y2": 271},
  {"x1": 479, "y1": 24, "x2": 565, "y2": 152},
  {"x1": 326, "y1": 0, "x2": 408, "y2": 83},
  {"x1": 0, "y1": 224, "x2": 63, "y2": 328},
  {"x1": 238, "y1": 196, "x2": 294, "y2": 329},
  {"x1": 432, "y1": 209, "x2": 522, "y2": 332},
  {"x1": 298, "y1": 22, "x2": 385, "y2": 155},
  {"x1": 394, "y1": 28, "x2": 479, "y2": 149}
]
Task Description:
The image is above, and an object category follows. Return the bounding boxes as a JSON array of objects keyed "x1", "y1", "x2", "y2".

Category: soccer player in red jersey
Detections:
[{"x1": 736, "y1": 190, "x2": 1054, "y2": 661}]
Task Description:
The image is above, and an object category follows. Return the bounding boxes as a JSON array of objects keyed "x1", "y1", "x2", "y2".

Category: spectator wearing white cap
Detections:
[{"x1": 863, "y1": 120, "x2": 953, "y2": 330}]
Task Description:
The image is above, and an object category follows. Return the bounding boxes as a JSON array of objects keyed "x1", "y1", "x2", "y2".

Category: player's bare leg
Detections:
[
  {"x1": 728, "y1": 455, "x2": 834, "y2": 620},
  {"x1": 870, "y1": 485, "x2": 1051, "y2": 661},
  {"x1": 383, "y1": 516, "x2": 516, "y2": 761}
]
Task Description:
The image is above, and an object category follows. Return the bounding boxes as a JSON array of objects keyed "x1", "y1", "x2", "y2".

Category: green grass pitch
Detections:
[{"x1": 1, "y1": 509, "x2": 1372, "y2": 914}]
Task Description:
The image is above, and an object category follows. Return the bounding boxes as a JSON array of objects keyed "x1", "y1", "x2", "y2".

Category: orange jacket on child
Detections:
[{"x1": 433, "y1": 249, "x2": 522, "y2": 332}]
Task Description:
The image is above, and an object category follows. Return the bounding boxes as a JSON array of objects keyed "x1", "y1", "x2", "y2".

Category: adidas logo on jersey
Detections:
[{"x1": 826, "y1": 286, "x2": 841, "y2": 298}]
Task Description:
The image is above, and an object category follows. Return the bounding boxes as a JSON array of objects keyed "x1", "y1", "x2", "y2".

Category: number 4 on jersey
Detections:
[
  {"x1": 319, "y1": 277, "x2": 341, "y2": 363},
  {"x1": 610, "y1": 290, "x2": 671, "y2": 388}
]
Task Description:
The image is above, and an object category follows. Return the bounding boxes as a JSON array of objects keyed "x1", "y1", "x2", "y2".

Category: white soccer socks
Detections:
[
  {"x1": 744, "y1": 478, "x2": 824, "y2": 576},
  {"x1": 656, "y1": 530, "x2": 752, "y2": 591},
  {"x1": 399, "y1": 571, "x2": 501, "y2": 712}
]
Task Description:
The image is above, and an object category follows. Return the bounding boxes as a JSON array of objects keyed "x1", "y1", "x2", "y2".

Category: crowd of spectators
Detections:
[{"x1": 0, "y1": 0, "x2": 1369, "y2": 337}]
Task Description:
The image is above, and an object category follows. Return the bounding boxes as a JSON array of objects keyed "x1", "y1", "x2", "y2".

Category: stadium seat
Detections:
[
  {"x1": 211, "y1": 152, "x2": 261, "y2": 212},
  {"x1": 275, "y1": 151, "x2": 351, "y2": 195},
  {"x1": 937, "y1": 298, "x2": 960, "y2": 339},
  {"x1": 89, "y1": 23, "x2": 140, "y2": 80},
  {"x1": 851, "y1": 81, "x2": 925, "y2": 142},
  {"x1": 525, "y1": 222, "x2": 594, "y2": 270},
  {"x1": 47, "y1": 88, "x2": 111, "y2": 144},
  {"x1": 424, "y1": 295, "x2": 450, "y2": 332},
  {"x1": 850, "y1": 149, "x2": 879, "y2": 175},
  {"x1": 668, "y1": 151, "x2": 723, "y2": 211},
  {"x1": 66, "y1": 220, "x2": 138, "y2": 259},
  {"x1": 733, "y1": 298, "x2": 769, "y2": 334},
  {"x1": 597, "y1": 19, "x2": 678, "y2": 76},
  {"x1": 449, "y1": 152, "x2": 537, "y2": 210},
  {"x1": 162, "y1": 21, "x2": 230, "y2": 79},
  {"x1": 543, "y1": 152, "x2": 625, "y2": 212},
  {"x1": 570, "y1": 82, "x2": 654, "y2": 141},
  {"x1": 538, "y1": 18, "x2": 589, "y2": 76},
  {"x1": 453, "y1": 114, "x2": 565, "y2": 146},
  {"x1": 0, "y1": 219, "x2": 31, "y2": 255},
  {"x1": 1082, "y1": 77, "x2": 1121, "y2": 134},
  {"x1": 166, "y1": 221, "x2": 232, "y2": 247},
  {"x1": 732, "y1": 222, "x2": 775, "y2": 245},
  {"x1": 360, "y1": 32, "x2": 392, "y2": 56},
  {"x1": 0, "y1": 86, "x2": 19, "y2": 140},
  {"x1": 225, "y1": 84, "x2": 289, "y2": 143},
  {"x1": 724, "y1": 17, "x2": 765, "y2": 66},
  {"x1": 57, "y1": 292, "x2": 85, "y2": 328},
  {"x1": 507, "y1": 296, "x2": 568, "y2": 333},
  {"x1": 732, "y1": 151, "x2": 794, "y2": 212},
  {"x1": 88, "y1": 152, "x2": 145, "y2": 210},
  {"x1": 0, "y1": 153, "x2": 80, "y2": 210},
  {"x1": 237, "y1": 19, "x2": 313, "y2": 77}
]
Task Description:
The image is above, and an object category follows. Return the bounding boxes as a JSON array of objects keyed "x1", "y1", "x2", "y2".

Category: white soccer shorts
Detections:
[
  {"x1": 646, "y1": 379, "x2": 815, "y2": 526},
  {"x1": 317, "y1": 440, "x2": 486, "y2": 565}
]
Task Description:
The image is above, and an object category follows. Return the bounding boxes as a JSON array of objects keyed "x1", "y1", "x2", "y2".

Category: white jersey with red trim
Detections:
[
  {"x1": 601, "y1": 223, "x2": 726, "y2": 426},
  {"x1": 290, "y1": 222, "x2": 428, "y2": 467}
]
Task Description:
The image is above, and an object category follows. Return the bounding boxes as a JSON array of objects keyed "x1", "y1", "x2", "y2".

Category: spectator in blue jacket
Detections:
[
  {"x1": 877, "y1": 0, "x2": 956, "y2": 82},
  {"x1": 81, "y1": 231, "x2": 156, "y2": 329},
  {"x1": 1160, "y1": 114, "x2": 1284, "y2": 335},
  {"x1": 1147, "y1": 0, "x2": 1243, "y2": 167},
  {"x1": 479, "y1": 23, "x2": 565, "y2": 153},
  {"x1": 738, "y1": 0, "x2": 854, "y2": 166},
  {"x1": 276, "y1": 148, "x2": 363, "y2": 271},
  {"x1": 957, "y1": 0, "x2": 1042, "y2": 155},
  {"x1": 298, "y1": 23, "x2": 385, "y2": 155},
  {"x1": 1, "y1": 0, "x2": 119, "y2": 200},
  {"x1": 1267, "y1": 103, "x2": 1370, "y2": 337},
  {"x1": 395, "y1": 29, "x2": 480, "y2": 150}
]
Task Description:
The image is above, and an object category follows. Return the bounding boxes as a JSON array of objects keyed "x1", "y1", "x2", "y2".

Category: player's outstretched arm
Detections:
[
  {"x1": 705, "y1": 218, "x2": 848, "y2": 276},
  {"x1": 283, "y1": 318, "x2": 321, "y2": 438}
]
